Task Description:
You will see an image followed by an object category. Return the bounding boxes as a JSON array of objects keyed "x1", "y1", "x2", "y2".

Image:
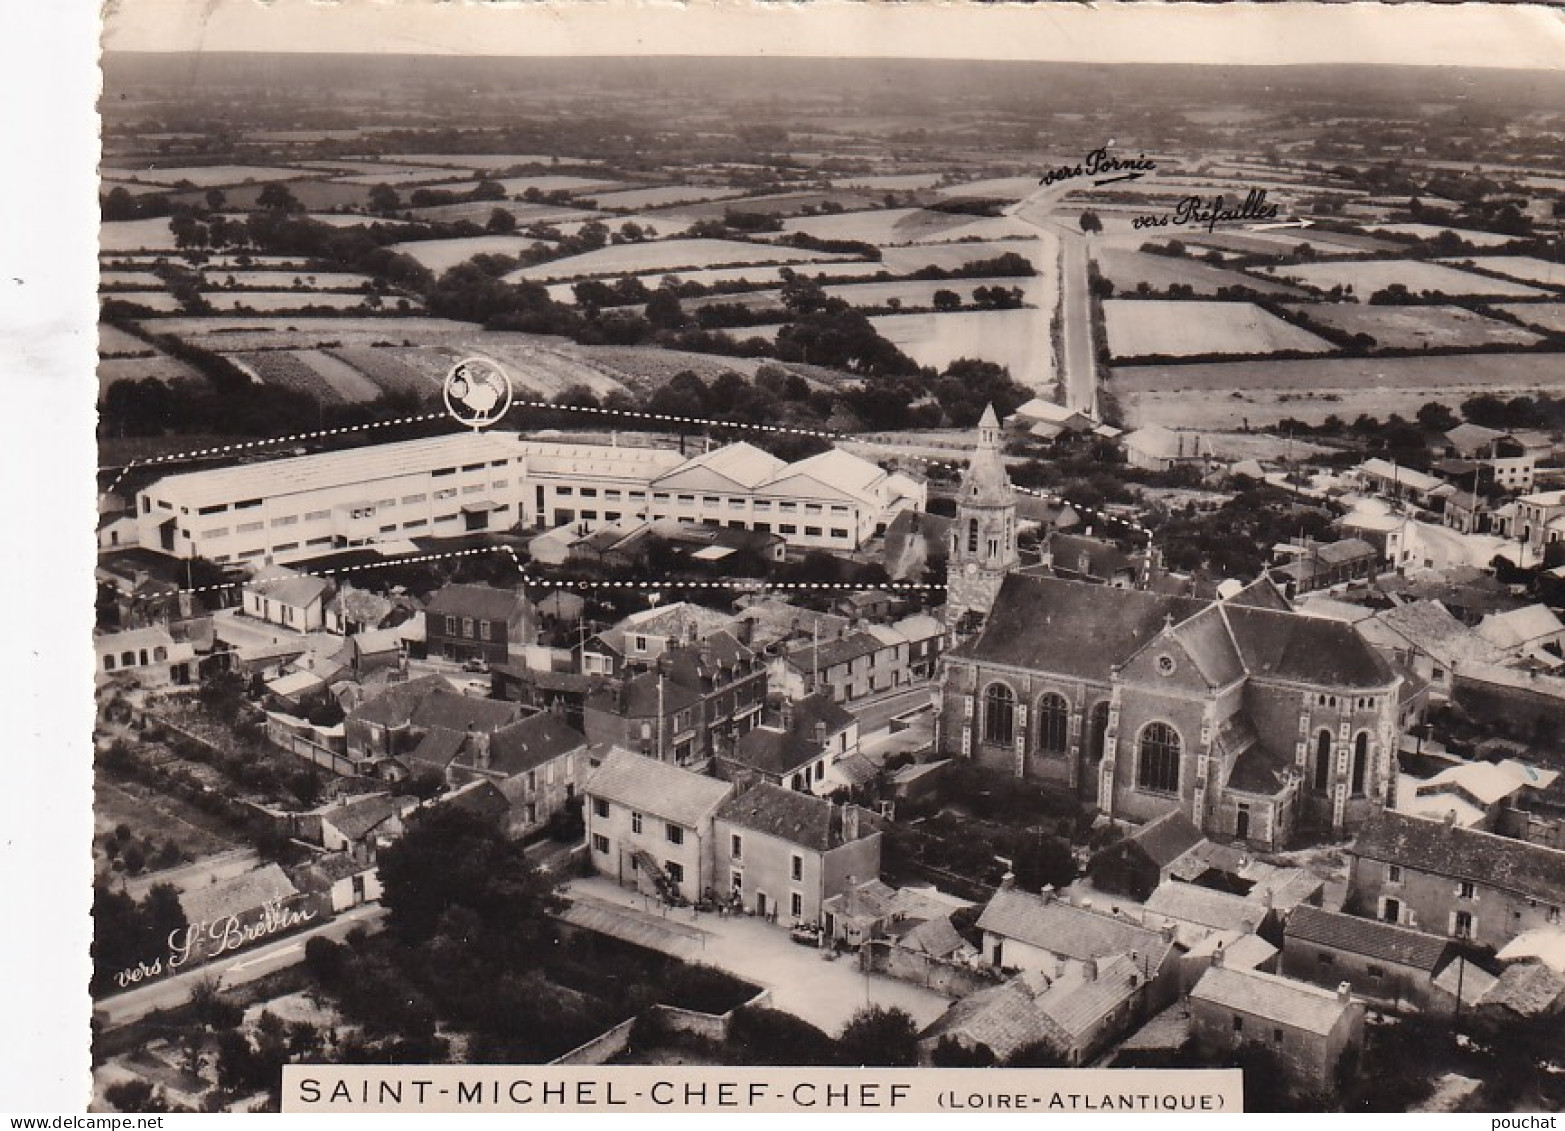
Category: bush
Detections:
[
  {"x1": 658, "y1": 963, "x2": 756, "y2": 1015},
  {"x1": 726, "y1": 1006, "x2": 839, "y2": 1066},
  {"x1": 838, "y1": 1005, "x2": 920, "y2": 1067}
]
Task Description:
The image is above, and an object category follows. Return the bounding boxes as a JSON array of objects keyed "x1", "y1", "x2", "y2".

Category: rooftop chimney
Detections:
[
  {"x1": 1337, "y1": 982, "x2": 1352, "y2": 1004},
  {"x1": 1444, "y1": 809, "x2": 1458, "y2": 828},
  {"x1": 1211, "y1": 941, "x2": 1224, "y2": 968},
  {"x1": 779, "y1": 698, "x2": 794, "y2": 732},
  {"x1": 999, "y1": 871, "x2": 1016, "y2": 891},
  {"x1": 843, "y1": 804, "x2": 860, "y2": 842},
  {"x1": 1083, "y1": 957, "x2": 1098, "y2": 982},
  {"x1": 815, "y1": 719, "x2": 828, "y2": 745},
  {"x1": 1055, "y1": 957, "x2": 1066, "y2": 979}
]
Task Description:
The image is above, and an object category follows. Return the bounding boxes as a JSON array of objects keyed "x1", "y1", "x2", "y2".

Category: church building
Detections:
[{"x1": 933, "y1": 409, "x2": 1414, "y2": 849}]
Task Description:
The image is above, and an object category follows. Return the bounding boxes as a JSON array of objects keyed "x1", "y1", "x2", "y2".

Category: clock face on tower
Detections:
[{"x1": 965, "y1": 562, "x2": 978, "y2": 576}]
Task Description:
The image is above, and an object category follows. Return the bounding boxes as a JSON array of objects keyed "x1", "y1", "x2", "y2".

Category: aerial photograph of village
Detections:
[{"x1": 85, "y1": 15, "x2": 1565, "y2": 1114}]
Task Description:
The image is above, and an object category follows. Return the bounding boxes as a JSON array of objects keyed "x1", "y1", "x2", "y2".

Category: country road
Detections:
[{"x1": 1058, "y1": 228, "x2": 1099, "y2": 418}]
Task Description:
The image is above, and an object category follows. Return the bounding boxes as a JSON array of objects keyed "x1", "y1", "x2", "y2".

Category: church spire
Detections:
[{"x1": 960, "y1": 404, "x2": 1013, "y2": 507}]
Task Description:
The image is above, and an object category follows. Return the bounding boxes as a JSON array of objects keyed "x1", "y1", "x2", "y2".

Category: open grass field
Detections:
[
  {"x1": 388, "y1": 235, "x2": 559, "y2": 274},
  {"x1": 101, "y1": 270, "x2": 166, "y2": 288},
  {"x1": 1436, "y1": 256, "x2": 1565, "y2": 289},
  {"x1": 1364, "y1": 223, "x2": 1519, "y2": 247},
  {"x1": 332, "y1": 168, "x2": 482, "y2": 186},
  {"x1": 830, "y1": 172, "x2": 947, "y2": 191},
  {"x1": 1103, "y1": 299, "x2": 1334, "y2": 358},
  {"x1": 871, "y1": 307, "x2": 1053, "y2": 388},
  {"x1": 99, "y1": 323, "x2": 151, "y2": 355},
  {"x1": 1298, "y1": 303, "x2": 1543, "y2": 349},
  {"x1": 935, "y1": 175, "x2": 1039, "y2": 201},
  {"x1": 643, "y1": 190, "x2": 879, "y2": 223},
  {"x1": 1095, "y1": 248, "x2": 1305, "y2": 297},
  {"x1": 508, "y1": 238, "x2": 862, "y2": 282},
  {"x1": 1124, "y1": 381, "x2": 1565, "y2": 432},
  {"x1": 401, "y1": 200, "x2": 600, "y2": 226},
  {"x1": 382, "y1": 153, "x2": 575, "y2": 169},
  {"x1": 100, "y1": 164, "x2": 310, "y2": 188},
  {"x1": 1492, "y1": 302, "x2": 1565, "y2": 335},
  {"x1": 434, "y1": 175, "x2": 627, "y2": 198},
  {"x1": 1260, "y1": 259, "x2": 1545, "y2": 298}
]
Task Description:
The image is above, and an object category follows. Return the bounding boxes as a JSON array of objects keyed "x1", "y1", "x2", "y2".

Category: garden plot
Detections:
[
  {"x1": 508, "y1": 238, "x2": 862, "y2": 283},
  {"x1": 879, "y1": 239, "x2": 1041, "y2": 275},
  {"x1": 1095, "y1": 248, "x2": 1305, "y2": 298},
  {"x1": 1260, "y1": 259, "x2": 1545, "y2": 298},
  {"x1": 1492, "y1": 302, "x2": 1565, "y2": 335},
  {"x1": 1300, "y1": 304, "x2": 1542, "y2": 350},
  {"x1": 1103, "y1": 299, "x2": 1333, "y2": 358},
  {"x1": 388, "y1": 235, "x2": 560, "y2": 274},
  {"x1": 326, "y1": 347, "x2": 446, "y2": 399},
  {"x1": 1364, "y1": 224, "x2": 1518, "y2": 248},
  {"x1": 1435, "y1": 256, "x2": 1565, "y2": 289},
  {"x1": 101, "y1": 164, "x2": 308, "y2": 188},
  {"x1": 100, "y1": 219, "x2": 179, "y2": 252},
  {"x1": 231, "y1": 351, "x2": 344, "y2": 403},
  {"x1": 292, "y1": 350, "x2": 383, "y2": 402}
]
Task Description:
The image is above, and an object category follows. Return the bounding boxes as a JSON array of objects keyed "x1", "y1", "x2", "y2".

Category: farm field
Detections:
[
  {"x1": 507, "y1": 238, "x2": 862, "y2": 282},
  {"x1": 101, "y1": 270, "x2": 165, "y2": 288},
  {"x1": 1113, "y1": 351, "x2": 1565, "y2": 395},
  {"x1": 388, "y1": 235, "x2": 559, "y2": 274},
  {"x1": 830, "y1": 173, "x2": 947, "y2": 191},
  {"x1": 1102, "y1": 299, "x2": 1334, "y2": 358},
  {"x1": 871, "y1": 307, "x2": 1053, "y2": 389},
  {"x1": 99, "y1": 323, "x2": 151, "y2": 355},
  {"x1": 100, "y1": 219, "x2": 179, "y2": 252},
  {"x1": 100, "y1": 164, "x2": 308, "y2": 188},
  {"x1": 1124, "y1": 381, "x2": 1565, "y2": 432},
  {"x1": 381, "y1": 153, "x2": 572, "y2": 169},
  {"x1": 1297, "y1": 303, "x2": 1543, "y2": 349},
  {"x1": 294, "y1": 350, "x2": 382, "y2": 402},
  {"x1": 402, "y1": 200, "x2": 599, "y2": 226},
  {"x1": 777, "y1": 207, "x2": 1033, "y2": 246},
  {"x1": 436, "y1": 175, "x2": 627, "y2": 197},
  {"x1": 1436, "y1": 256, "x2": 1565, "y2": 289},
  {"x1": 935, "y1": 175, "x2": 1039, "y2": 200},
  {"x1": 325, "y1": 347, "x2": 446, "y2": 399},
  {"x1": 105, "y1": 291, "x2": 182, "y2": 312},
  {"x1": 1492, "y1": 302, "x2": 1565, "y2": 335},
  {"x1": 199, "y1": 269, "x2": 377, "y2": 290},
  {"x1": 685, "y1": 275, "x2": 1051, "y2": 315},
  {"x1": 137, "y1": 315, "x2": 477, "y2": 350},
  {"x1": 233, "y1": 350, "x2": 348, "y2": 403},
  {"x1": 643, "y1": 190, "x2": 879, "y2": 223},
  {"x1": 590, "y1": 185, "x2": 749, "y2": 210},
  {"x1": 540, "y1": 260, "x2": 888, "y2": 302},
  {"x1": 332, "y1": 168, "x2": 480, "y2": 186},
  {"x1": 98, "y1": 352, "x2": 206, "y2": 396},
  {"x1": 1260, "y1": 259, "x2": 1545, "y2": 298},
  {"x1": 169, "y1": 180, "x2": 374, "y2": 212},
  {"x1": 879, "y1": 238, "x2": 1041, "y2": 275},
  {"x1": 296, "y1": 160, "x2": 444, "y2": 176},
  {"x1": 203, "y1": 291, "x2": 393, "y2": 312},
  {"x1": 1094, "y1": 248, "x2": 1305, "y2": 297},
  {"x1": 1364, "y1": 223, "x2": 1518, "y2": 247}
]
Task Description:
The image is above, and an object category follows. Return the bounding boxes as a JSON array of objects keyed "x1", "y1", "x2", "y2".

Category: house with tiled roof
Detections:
[
  {"x1": 344, "y1": 675, "x2": 524, "y2": 770},
  {"x1": 242, "y1": 565, "x2": 333, "y2": 633},
  {"x1": 1281, "y1": 905, "x2": 1456, "y2": 1011},
  {"x1": 974, "y1": 885, "x2": 1178, "y2": 987},
  {"x1": 1346, "y1": 809, "x2": 1565, "y2": 949},
  {"x1": 473, "y1": 711, "x2": 591, "y2": 839},
  {"x1": 1189, "y1": 965, "x2": 1366, "y2": 1092},
  {"x1": 713, "y1": 783, "x2": 883, "y2": 927},
  {"x1": 314, "y1": 793, "x2": 417, "y2": 859},
  {"x1": 583, "y1": 747, "x2": 736, "y2": 903},
  {"x1": 1143, "y1": 880, "x2": 1275, "y2": 948},
  {"x1": 95, "y1": 625, "x2": 197, "y2": 688},
  {"x1": 1356, "y1": 599, "x2": 1507, "y2": 699},
  {"x1": 1476, "y1": 962, "x2": 1565, "y2": 1020},
  {"x1": 938, "y1": 572, "x2": 1407, "y2": 847},
  {"x1": 1087, "y1": 810, "x2": 1206, "y2": 901},
  {"x1": 1476, "y1": 604, "x2": 1565, "y2": 658},
  {"x1": 174, "y1": 863, "x2": 321, "y2": 966},
  {"x1": 324, "y1": 582, "x2": 396, "y2": 636}
]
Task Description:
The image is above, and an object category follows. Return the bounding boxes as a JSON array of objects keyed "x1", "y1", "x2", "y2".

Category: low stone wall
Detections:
[
  {"x1": 654, "y1": 988, "x2": 772, "y2": 1041},
  {"x1": 862, "y1": 940, "x2": 996, "y2": 999},
  {"x1": 549, "y1": 1017, "x2": 636, "y2": 1066}
]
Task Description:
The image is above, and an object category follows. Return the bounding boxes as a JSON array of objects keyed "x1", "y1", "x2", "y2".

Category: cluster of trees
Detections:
[
  {"x1": 90, "y1": 882, "x2": 187, "y2": 996},
  {"x1": 1148, "y1": 484, "x2": 1337, "y2": 579}
]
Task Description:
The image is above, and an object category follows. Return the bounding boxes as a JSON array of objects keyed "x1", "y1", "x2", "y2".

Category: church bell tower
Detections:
[{"x1": 945, "y1": 404, "x2": 1018, "y2": 634}]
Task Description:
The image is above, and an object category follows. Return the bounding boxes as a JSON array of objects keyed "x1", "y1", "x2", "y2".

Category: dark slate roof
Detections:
[
  {"x1": 408, "y1": 690, "x2": 524, "y2": 735},
  {"x1": 785, "y1": 631, "x2": 884, "y2": 673},
  {"x1": 952, "y1": 575, "x2": 1207, "y2": 682},
  {"x1": 1046, "y1": 533, "x2": 1135, "y2": 580},
  {"x1": 1351, "y1": 810, "x2": 1565, "y2": 905},
  {"x1": 584, "y1": 748, "x2": 735, "y2": 827},
  {"x1": 1127, "y1": 810, "x2": 1206, "y2": 869},
  {"x1": 347, "y1": 674, "x2": 456, "y2": 727},
  {"x1": 730, "y1": 727, "x2": 819, "y2": 776},
  {"x1": 586, "y1": 670, "x2": 703, "y2": 718},
  {"x1": 490, "y1": 664, "x2": 597, "y2": 694},
  {"x1": 785, "y1": 692, "x2": 855, "y2": 738},
  {"x1": 321, "y1": 794, "x2": 408, "y2": 842},
  {"x1": 179, "y1": 863, "x2": 299, "y2": 927},
  {"x1": 443, "y1": 779, "x2": 511, "y2": 823},
  {"x1": 1224, "y1": 576, "x2": 1293, "y2": 612},
  {"x1": 1285, "y1": 906, "x2": 1451, "y2": 972},
  {"x1": 715, "y1": 783, "x2": 882, "y2": 853},
  {"x1": 425, "y1": 583, "x2": 531, "y2": 623},
  {"x1": 1220, "y1": 604, "x2": 1395, "y2": 689},
  {"x1": 1166, "y1": 604, "x2": 1246, "y2": 687},
  {"x1": 1482, "y1": 963, "x2": 1565, "y2": 1017},
  {"x1": 407, "y1": 727, "x2": 467, "y2": 771},
  {"x1": 1191, "y1": 967, "x2": 1354, "y2": 1036},
  {"x1": 483, "y1": 712, "x2": 588, "y2": 776},
  {"x1": 919, "y1": 979, "x2": 1049, "y2": 1061}
]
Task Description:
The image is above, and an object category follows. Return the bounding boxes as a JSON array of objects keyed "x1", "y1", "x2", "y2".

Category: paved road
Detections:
[
  {"x1": 97, "y1": 903, "x2": 386, "y2": 1029},
  {"x1": 565, "y1": 877, "x2": 951, "y2": 1035},
  {"x1": 848, "y1": 684, "x2": 935, "y2": 735},
  {"x1": 1058, "y1": 229, "x2": 1100, "y2": 418}
]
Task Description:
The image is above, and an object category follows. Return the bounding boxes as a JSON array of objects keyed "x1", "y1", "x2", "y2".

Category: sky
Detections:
[{"x1": 101, "y1": 0, "x2": 1565, "y2": 70}]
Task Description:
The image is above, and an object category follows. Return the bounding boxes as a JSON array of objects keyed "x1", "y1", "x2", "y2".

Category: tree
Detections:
[
  {"x1": 931, "y1": 1035, "x2": 996, "y2": 1066},
  {"x1": 1415, "y1": 401, "x2": 1460, "y2": 434},
  {"x1": 1078, "y1": 210, "x2": 1103, "y2": 235},
  {"x1": 486, "y1": 207, "x2": 517, "y2": 234},
  {"x1": 932, "y1": 288, "x2": 961, "y2": 312},
  {"x1": 256, "y1": 182, "x2": 302, "y2": 213},
  {"x1": 376, "y1": 804, "x2": 564, "y2": 950},
  {"x1": 105, "y1": 1079, "x2": 172, "y2": 1113},
  {"x1": 837, "y1": 1005, "x2": 920, "y2": 1066},
  {"x1": 368, "y1": 183, "x2": 401, "y2": 214}
]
